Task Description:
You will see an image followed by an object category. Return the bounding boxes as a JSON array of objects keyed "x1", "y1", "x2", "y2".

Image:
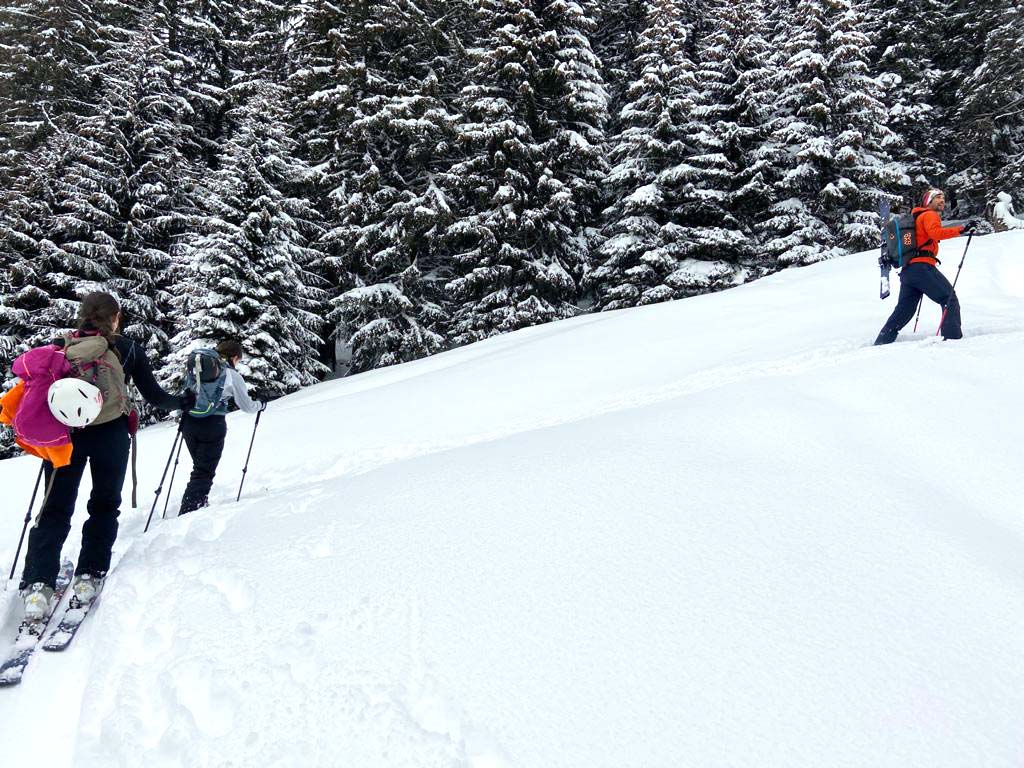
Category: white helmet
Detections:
[{"x1": 47, "y1": 379, "x2": 104, "y2": 428}]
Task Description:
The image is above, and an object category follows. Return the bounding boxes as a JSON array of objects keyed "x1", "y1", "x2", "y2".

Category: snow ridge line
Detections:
[{"x1": 294, "y1": 336, "x2": 921, "y2": 487}]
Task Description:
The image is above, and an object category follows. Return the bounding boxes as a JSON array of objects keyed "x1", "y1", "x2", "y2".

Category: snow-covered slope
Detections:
[{"x1": 2, "y1": 232, "x2": 1024, "y2": 768}]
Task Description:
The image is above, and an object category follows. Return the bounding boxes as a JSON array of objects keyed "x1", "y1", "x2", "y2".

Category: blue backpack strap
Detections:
[{"x1": 894, "y1": 218, "x2": 903, "y2": 265}]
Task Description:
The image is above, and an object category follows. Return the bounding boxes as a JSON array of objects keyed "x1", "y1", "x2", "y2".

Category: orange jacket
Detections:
[
  {"x1": 910, "y1": 207, "x2": 964, "y2": 266},
  {"x1": 0, "y1": 380, "x2": 74, "y2": 467}
]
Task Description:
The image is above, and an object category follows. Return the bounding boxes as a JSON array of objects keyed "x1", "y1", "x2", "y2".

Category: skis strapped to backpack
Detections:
[{"x1": 879, "y1": 198, "x2": 892, "y2": 299}]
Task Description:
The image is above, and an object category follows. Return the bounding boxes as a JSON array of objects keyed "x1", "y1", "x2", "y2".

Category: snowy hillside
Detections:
[{"x1": 2, "y1": 232, "x2": 1024, "y2": 768}]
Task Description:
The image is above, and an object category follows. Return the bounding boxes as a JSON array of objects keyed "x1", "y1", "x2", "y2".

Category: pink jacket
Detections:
[{"x1": 11, "y1": 345, "x2": 71, "y2": 448}]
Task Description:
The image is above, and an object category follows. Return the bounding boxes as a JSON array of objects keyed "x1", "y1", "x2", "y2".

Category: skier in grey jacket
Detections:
[{"x1": 178, "y1": 340, "x2": 264, "y2": 515}]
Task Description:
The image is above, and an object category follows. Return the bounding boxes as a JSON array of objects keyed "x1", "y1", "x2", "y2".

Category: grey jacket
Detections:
[{"x1": 223, "y1": 368, "x2": 262, "y2": 414}]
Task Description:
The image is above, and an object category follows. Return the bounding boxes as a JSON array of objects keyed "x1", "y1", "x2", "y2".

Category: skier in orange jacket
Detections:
[{"x1": 874, "y1": 188, "x2": 978, "y2": 345}]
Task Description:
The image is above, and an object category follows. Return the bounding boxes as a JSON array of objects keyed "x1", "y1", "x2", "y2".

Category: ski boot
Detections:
[
  {"x1": 21, "y1": 583, "x2": 56, "y2": 621},
  {"x1": 70, "y1": 573, "x2": 103, "y2": 608}
]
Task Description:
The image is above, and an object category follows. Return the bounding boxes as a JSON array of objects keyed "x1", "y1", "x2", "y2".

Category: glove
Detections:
[
  {"x1": 179, "y1": 391, "x2": 196, "y2": 412},
  {"x1": 961, "y1": 219, "x2": 979, "y2": 235}
]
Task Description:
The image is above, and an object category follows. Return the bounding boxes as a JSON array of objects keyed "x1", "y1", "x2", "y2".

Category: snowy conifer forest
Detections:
[{"x1": 1, "y1": 1, "x2": 1021, "y2": 433}]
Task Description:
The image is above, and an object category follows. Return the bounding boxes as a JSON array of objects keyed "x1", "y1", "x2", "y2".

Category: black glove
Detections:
[
  {"x1": 961, "y1": 219, "x2": 979, "y2": 235},
  {"x1": 179, "y1": 390, "x2": 196, "y2": 412}
]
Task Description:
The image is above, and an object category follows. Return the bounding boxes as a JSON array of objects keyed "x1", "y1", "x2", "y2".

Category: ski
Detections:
[
  {"x1": 0, "y1": 560, "x2": 75, "y2": 687},
  {"x1": 42, "y1": 580, "x2": 104, "y2": 652},
  {"x1": 879, "y1": 197, "x2": 892, "y2": 299}
]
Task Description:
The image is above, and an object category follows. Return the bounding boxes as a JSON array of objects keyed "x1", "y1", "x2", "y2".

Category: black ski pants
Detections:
[
  {"x1": 20, "y1": 417, "x2": 131, "y2": 589},
  {"x1": 875, "y1": 262, "x2": 962, "y2": 345},
  {"x1": 179, "y1": 415, "x2": 227, "y2": 516}
]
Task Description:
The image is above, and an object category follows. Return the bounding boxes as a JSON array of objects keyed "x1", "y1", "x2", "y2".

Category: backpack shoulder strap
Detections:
[{"x1": 116, "y1": 338, "x2": 136, "y2": 378}]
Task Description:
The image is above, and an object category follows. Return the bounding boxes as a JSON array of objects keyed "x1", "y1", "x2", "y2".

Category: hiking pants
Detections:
[
  {"x1": 20, "y1": 417, "x2": 131, "y2": 589},
  {"x1": 875, "y1": 262, "x2": 963, "y2": 345},
  {"x1": 179, "y1": 415, "x2": 227, "y2": 516}
]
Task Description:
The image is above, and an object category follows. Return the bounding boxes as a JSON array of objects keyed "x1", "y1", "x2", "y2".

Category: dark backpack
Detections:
[
  {"x1": 883, "y1": 211, "x2": 925, "y2": 268},
  {"x1": 184, "y1": 349, "x2": 227, "y2": 418}
]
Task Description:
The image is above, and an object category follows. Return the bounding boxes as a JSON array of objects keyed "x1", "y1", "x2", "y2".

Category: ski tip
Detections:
[
  {"x1": 41, "y1": 630, "x2": 74, "y2": 652},
  {"x1": 0, "y1": 665, "x2": 26, "y2": 687}
]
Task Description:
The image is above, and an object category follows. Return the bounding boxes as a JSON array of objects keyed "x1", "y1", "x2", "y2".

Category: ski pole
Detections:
[
  {"x1": 145, "y1": 424, "x2": 183, "y2": 533},
  {"x1": 7, "y1": 461, "x2": 45, "y2": 583},
  {"x1": 936, "y1": 234, "x2": 973, "y2": 337},
  {"x1": 912, "y1": 296, "x2": 924, "y2": 332},
  {"x1": 236, "y1": 409, "x2": 263, "y2": 502},
  {"x1": 161, "y1": 435, "x2": 185, "y2": 520}
]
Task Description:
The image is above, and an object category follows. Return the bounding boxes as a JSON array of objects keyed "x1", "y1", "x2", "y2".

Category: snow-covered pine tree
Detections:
[
  {"x1": 678, "y1": 0, "x2": 779, "y2": 282},
  {"x1": 951, "y1": 0, "x2": 1024, "y2": 209},
  {"x1": 154, "y1": 0, "x2": 233, "y2": 168},
  {"x1": 591, "y1": 0, "x2": 646, "y2": 115},
  {"x1": 319, "y1": 0, "x2": 464, "y2": 374},
  {"x1": 441, "y1": 0, "x2": 608, "y2": 344},
  {"x1": 0, "y1": 0, "x2": 111, "y2": 181},
  {"x1": 866, "y1": 0, "x2": 948, "y2": 191},
  {"x1": 6, "y1": 11, "x2": 204, "y2": 359},
  {"x1": 162, "y1": 88, "x2": 327, "y2": 396},
  {"x1": 540, "y1": 0, "x2": 610, "y2": 288},
  {"x1": 0, "y1": 126, "x2": 116, "y2": 360},
  {"x1": 761, "y1": 0, "x2": 842, "y2": 265},
  {"x1": 99, "y1": 16, "x2": 201, "y2": 360},
  {"x1": 722, "y1": 0, "x2": 786, "y2": 274},
  {"x1": 287, "y1": 0, "x2": 372, "y2": 365},
  {"x1": 825, "y1": 0, "x2": 907, "y2": 247},
  {"x1": 0, "y1": 1, "x2": 145, "y2": 369},
  {"x1": 227, "y1": 0, "x2": 300, "y2": 92},
  {"x1": 589, "y1": 0, "x2": 708, "y2": 309},
  {"x1": 764, "y1": 0, "x2": 905, "y2": 265},
  {"x1": 925, "y1": 0, "x2": 992, "y2": 211}
]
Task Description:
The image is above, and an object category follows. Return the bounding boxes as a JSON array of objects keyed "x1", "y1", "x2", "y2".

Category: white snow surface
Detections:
[{"x1": 2, "y1": 232, "x2": 1024, "y2": 767}]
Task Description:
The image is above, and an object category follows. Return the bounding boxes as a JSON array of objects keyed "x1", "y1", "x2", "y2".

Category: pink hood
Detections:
[{"x1": 12, "y1": 345, "x2": 71, "y2": 447}]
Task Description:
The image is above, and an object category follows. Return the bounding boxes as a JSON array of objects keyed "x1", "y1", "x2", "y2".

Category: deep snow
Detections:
[{"x1": 1, "y1": 231, "x2": 1023, "y2": 768}]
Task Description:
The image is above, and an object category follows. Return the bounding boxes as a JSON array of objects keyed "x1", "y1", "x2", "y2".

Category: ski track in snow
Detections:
[
  {"x1": 288, "y1": 325, "x2": 1024, "y2": 490},
  {"x1": 71, "y1": 505, "x2": 514, "y2": 768},
  {"x1": 2, "y1": 233, "x2": 1024, "y2": 768}
]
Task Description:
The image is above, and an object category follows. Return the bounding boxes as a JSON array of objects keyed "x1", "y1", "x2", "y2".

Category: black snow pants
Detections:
[
  {"x1": 875, "y1": 261, "x2": 963, "y2": 345},
  {"x1": 178, "y1": 414, "x2": 227, "y2": 516},
  {"x1": 20, "y1": 417, "x2": 131, "y2": 589}
]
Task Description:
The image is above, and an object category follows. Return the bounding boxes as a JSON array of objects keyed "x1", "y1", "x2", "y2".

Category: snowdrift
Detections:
[{"x1": 2, "y1": 232, "x2": 1024, "y2": 768}]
